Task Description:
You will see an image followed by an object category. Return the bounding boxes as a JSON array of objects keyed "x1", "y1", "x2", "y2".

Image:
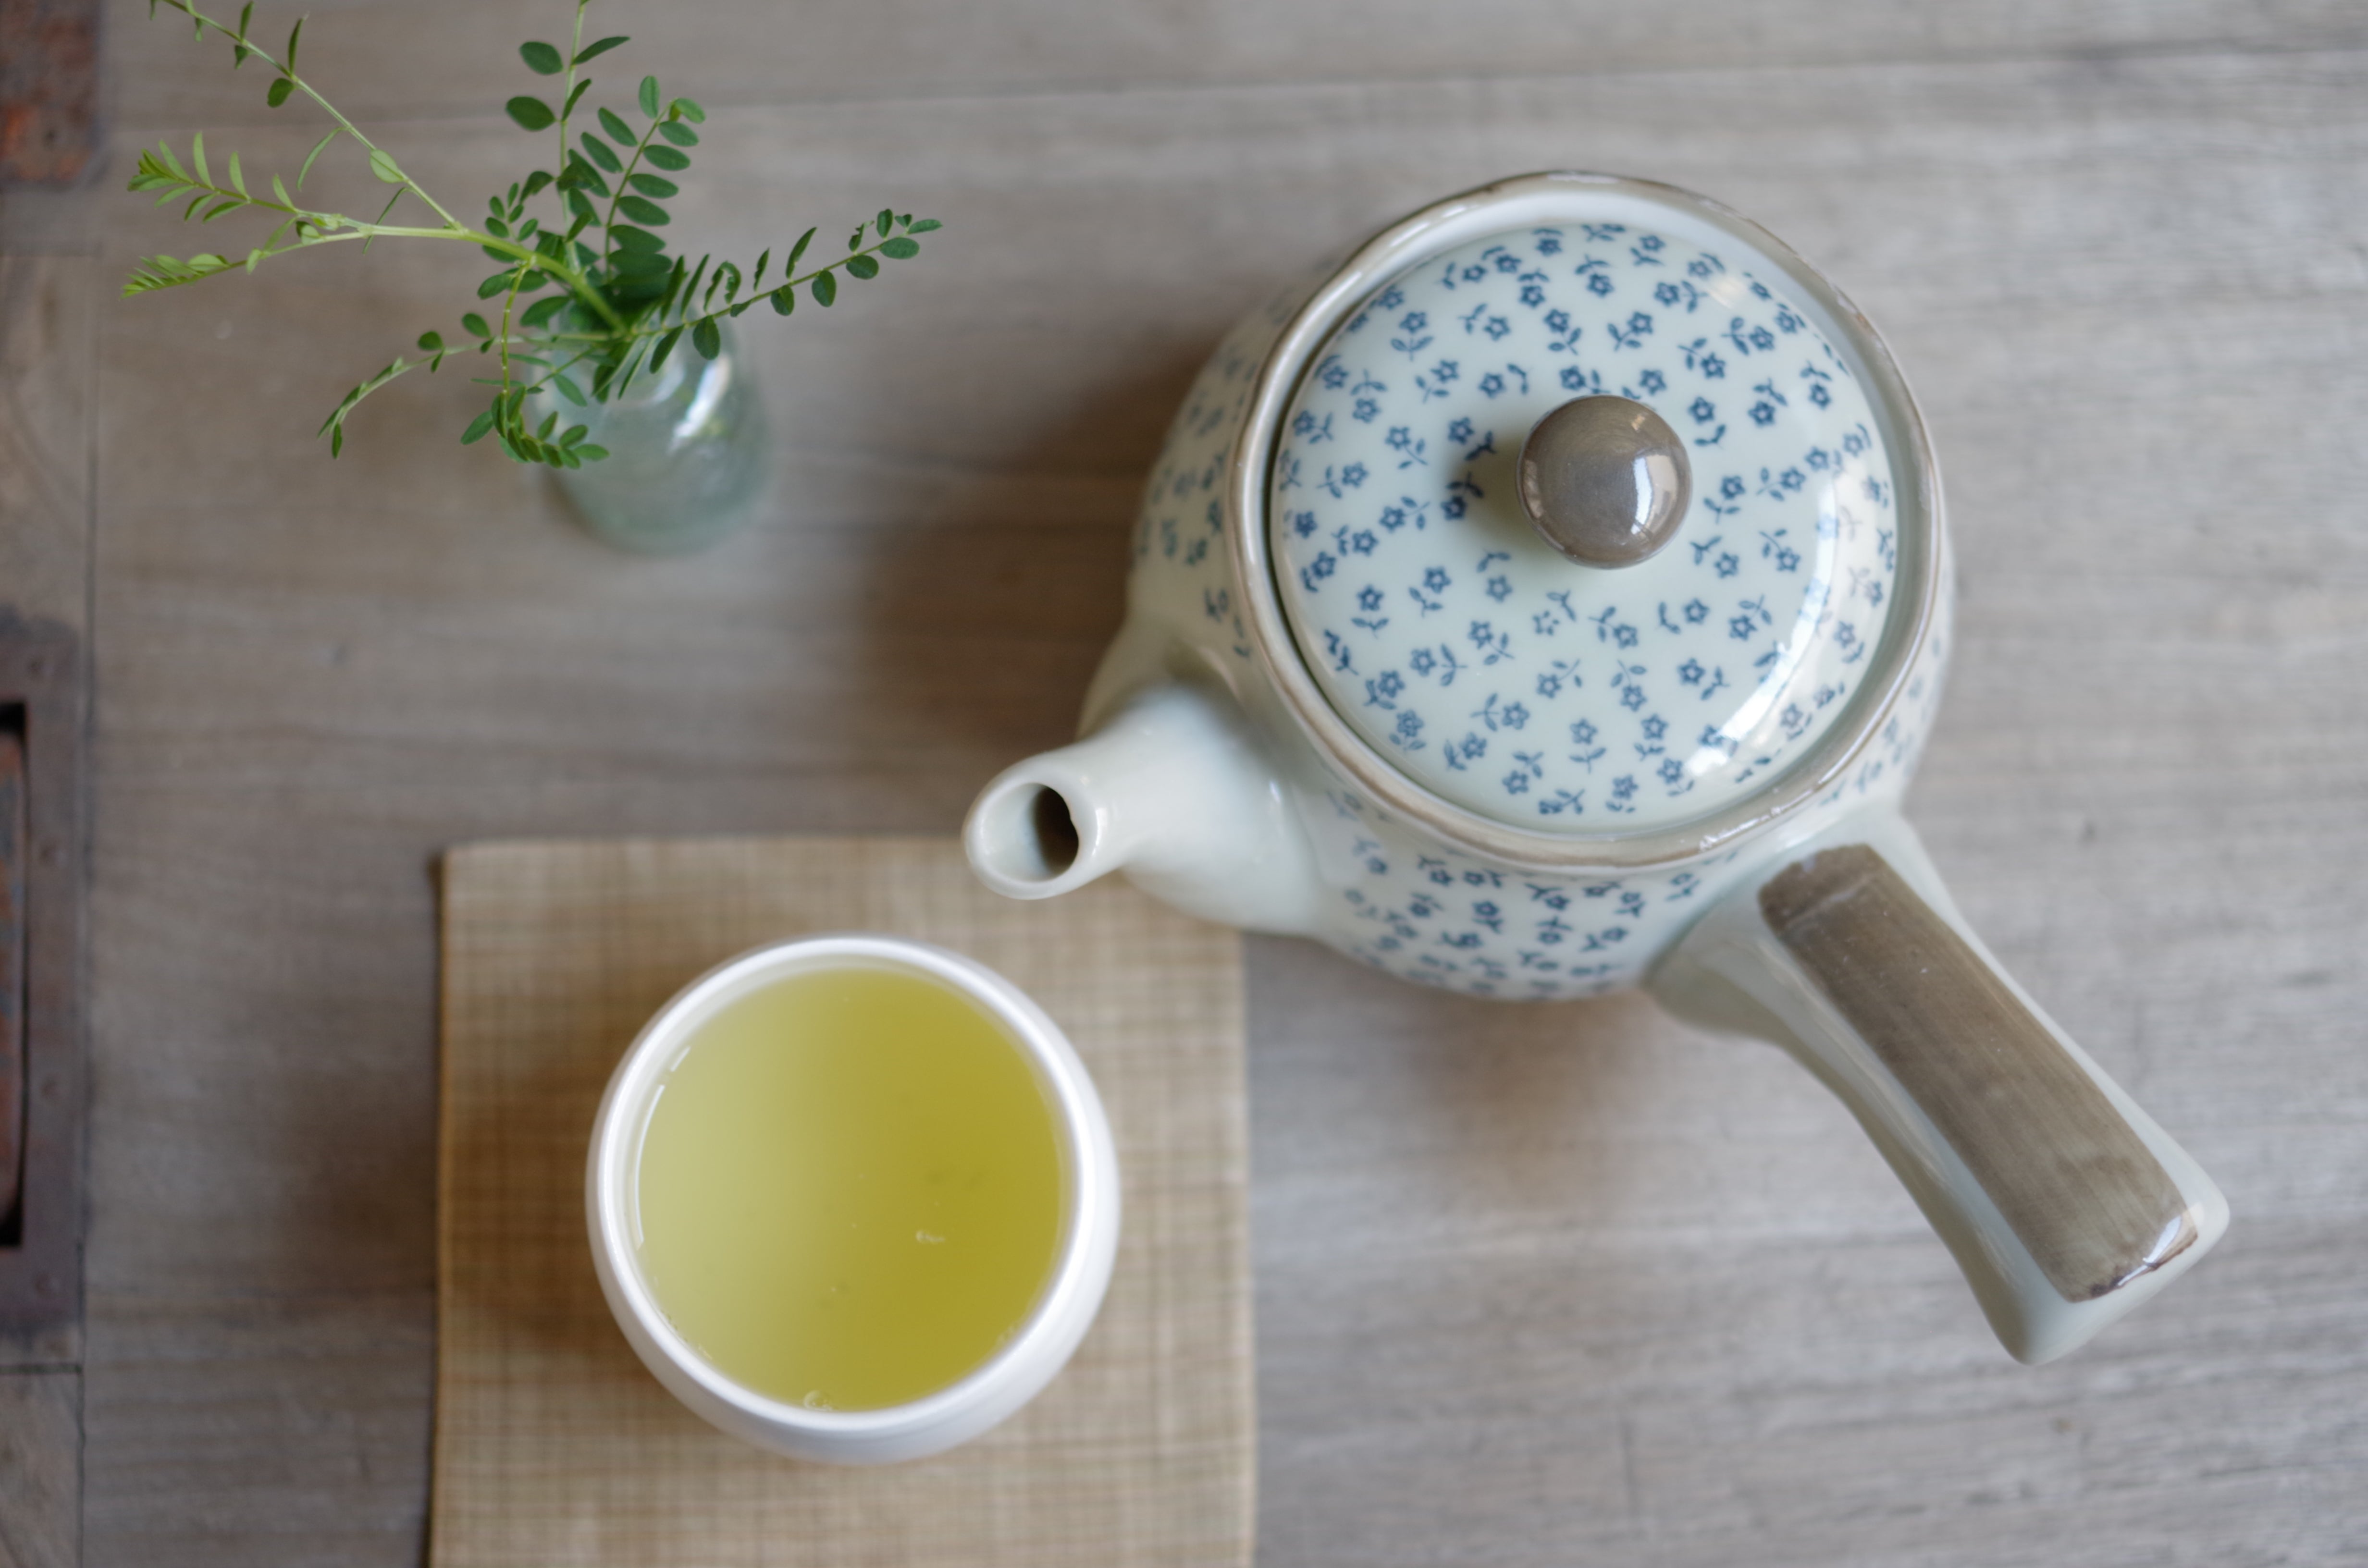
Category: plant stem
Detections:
[
  {"x1": 598, "y1": 117, "x2": 665, "y2": 266},
  {"x1": 149, "y1": 0, "x2": 627, "y2": 331}
]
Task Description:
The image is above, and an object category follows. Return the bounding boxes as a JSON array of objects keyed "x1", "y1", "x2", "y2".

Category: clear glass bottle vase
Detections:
[{"x1": 555, "y1": 326, "x2": 768, "y2": 555}]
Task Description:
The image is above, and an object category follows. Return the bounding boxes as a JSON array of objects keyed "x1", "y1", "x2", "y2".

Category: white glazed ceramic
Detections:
[
  {"x1": 965, "y1": 172, "x2": 2227, "y2": 1365},
  {"x1": 585, "y1": 934, "x2": 1121, "y2": 1464}
]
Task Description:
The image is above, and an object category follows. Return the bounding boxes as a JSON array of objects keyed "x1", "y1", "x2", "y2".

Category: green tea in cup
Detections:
[
  {"x1": 588, "y1": 934, "x2": 1120, "y2": 1464},
  {"x1": 632, "y1": 964, "x2": 1064, "y2": 1411}
]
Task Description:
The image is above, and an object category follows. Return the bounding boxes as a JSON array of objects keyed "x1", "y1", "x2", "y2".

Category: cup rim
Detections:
[{"x1": 585, "y1": 931, "x2": 1118, "y2": 1445}]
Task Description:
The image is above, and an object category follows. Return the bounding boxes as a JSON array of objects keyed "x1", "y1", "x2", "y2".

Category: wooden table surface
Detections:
[{"x1": 3, "y1": 1, "x2": 2366, "y2": 1562}]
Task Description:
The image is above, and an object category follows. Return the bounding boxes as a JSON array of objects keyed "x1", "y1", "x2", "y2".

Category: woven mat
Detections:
[{"x1": 432, "y1": 837, "x2": 1252, "y2": 1567}]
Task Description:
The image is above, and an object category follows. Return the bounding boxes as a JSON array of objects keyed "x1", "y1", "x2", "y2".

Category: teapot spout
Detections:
[{"x1": 964, "y1": 681, "x2": 1321, "y2": 935}]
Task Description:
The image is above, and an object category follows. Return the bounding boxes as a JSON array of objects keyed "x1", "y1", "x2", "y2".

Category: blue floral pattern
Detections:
[
  {"x1": 1269, "y1": 224, "x2": 1900, "y2": 833},
  {"x1": 1102, "y1": 218, "x2": 1950, "y2": 999}
]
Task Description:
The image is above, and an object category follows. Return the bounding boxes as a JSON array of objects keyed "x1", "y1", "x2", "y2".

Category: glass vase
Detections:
[{"x1": 555, "y1": 326, "x2": 768, "y2": 555}]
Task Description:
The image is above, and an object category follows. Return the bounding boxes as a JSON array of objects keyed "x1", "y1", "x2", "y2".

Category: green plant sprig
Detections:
[{"x1": 126, "y1": 0, "x2": 940, "y2": 467}]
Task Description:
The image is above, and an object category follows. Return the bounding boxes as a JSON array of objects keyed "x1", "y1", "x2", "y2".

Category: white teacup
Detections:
[{"x1": 586, "y1": 933, "x2": 1121, "y2": 1464}]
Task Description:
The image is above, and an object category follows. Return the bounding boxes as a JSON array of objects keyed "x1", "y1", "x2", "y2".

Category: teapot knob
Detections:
[{"x1": 1517, "y1": 394, "x2": 1691, "y2": 567}]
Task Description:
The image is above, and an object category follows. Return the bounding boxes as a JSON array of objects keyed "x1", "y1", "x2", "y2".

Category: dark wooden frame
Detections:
[{"x1": 0, "y1": 612, "x2": 86, "y2": 1330}]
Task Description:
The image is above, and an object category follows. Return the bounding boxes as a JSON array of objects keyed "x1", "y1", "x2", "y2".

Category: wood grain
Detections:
[
  {"x1": 0, "y1": 3, "x2": 2350, "y2": 1563},
  {"x1": 0, "y1": 254, "x2": 91, "y2": 634},
  {"x1": 0, "y1": 1369, "x2": 79, "y2": 1568},
  {"x1": 1760, "y1": 844, "x2": 2191, "y2": 1303}
]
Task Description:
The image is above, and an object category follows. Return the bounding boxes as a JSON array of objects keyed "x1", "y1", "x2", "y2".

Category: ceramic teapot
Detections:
[{"x1": 964, "y1": 172, "x2": 2226, "y2": 1364}]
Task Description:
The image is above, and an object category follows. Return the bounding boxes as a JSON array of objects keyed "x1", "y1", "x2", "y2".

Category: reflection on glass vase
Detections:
[{"x1": 555, "y1": 325, "x2": 768, "y2": 554}]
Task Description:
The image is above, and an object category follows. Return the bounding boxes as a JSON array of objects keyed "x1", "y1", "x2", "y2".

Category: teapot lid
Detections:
[{"x1": 1265, "y1": 198, "x2": 1907, "y2": 835}]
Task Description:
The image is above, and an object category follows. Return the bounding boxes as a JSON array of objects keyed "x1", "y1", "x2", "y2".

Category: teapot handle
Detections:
[{"x1": 1650, "y1": 808, "x2": 2227, "y2": 1364}]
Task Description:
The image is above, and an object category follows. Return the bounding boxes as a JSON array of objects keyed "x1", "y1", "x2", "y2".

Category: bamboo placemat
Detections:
[{"x1": 432, "y1": 836, "x2": 1252, "y2": 1567}]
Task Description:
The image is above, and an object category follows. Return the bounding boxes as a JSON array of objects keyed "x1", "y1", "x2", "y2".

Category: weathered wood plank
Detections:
[
  {"x1": 62, "y1": 18, "x2": 2368, "y2": 1568},
  {"x1": 101, "y1": 0, "x2": 2368, "y2": 129},
  {"x1": 0, "y1": 254, "x2": 93, "y2": 634},
  {"x1": 82, "y1": 1292, "x2": 432, "y2": 1568},
  {"x1": 0, "y1": 1370, "x2": 80, "y2": 1568}
]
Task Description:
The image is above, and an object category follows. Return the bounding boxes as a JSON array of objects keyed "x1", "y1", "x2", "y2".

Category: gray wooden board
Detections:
[
  {"x1": 0, "y1": 1, "x2": 2361, "y2": 1561},
  {"x1": 0, "y1": 1369, "x2": 79, "y2": 1568}
]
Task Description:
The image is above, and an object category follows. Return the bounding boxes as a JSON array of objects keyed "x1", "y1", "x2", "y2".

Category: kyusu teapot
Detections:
[{"x1": 964, "y1": 172, "x2": 2226, "y2": 1363}]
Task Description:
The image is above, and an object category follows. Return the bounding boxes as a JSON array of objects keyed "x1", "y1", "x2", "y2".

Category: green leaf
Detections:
[
  {"x1": 520, "y1": 294, "x2": 569, "y2": 328},
  {"x1": 655, "y1": 120, "x2": 698, "y2": 147},
  {"x1": 285, "y1": 15, "x2": 302, "y2": 72},
  {"x1": 565, "y1": 187, "x2": 597, "y2": 223},
  {"x1": 616, "y1": 195, "x2": 668, "y2": 226},
  {"x1": 368, "y1": 148, "x2": 405, "y2": 184},
  {"x1": 670, "y1": 97, "x2": 706, "y2": 123},
  {"x1": 580, "y1": 132, "x2": 621, "y2": 172},
  {"x1": 846, "y1": 254, "x2": 879, "y2": 280},
  {"x1": 880, "y1": 235, "x2": 919, "y2": 259},
  {"x1": 266, "y1": 75, "x2": 294, "y2": 108},
  {"x1": 597, "y1": 106, "x2": 634, "y2": 144},
  {"x1": 418, "y1": 331, "x2": 446, "y2": 352},
  {"x1": 649, "y1": 325, "x2": 683, "y2": 372},
  {"x1": 521, "y1": 169, "x2": 554, "y2": 201},
  {"x1": 461, "y1": 409, "x2": 497, "y2": 444},
  {"x1": 812, "y1": 271, "x2": 836, "y2": 307},
  {"x1": 769, "y1": 284, "x2": 794, "y2": 315},
  {"x1": 559, "y1": 423, "x2": 588, "y2": 448},
  {"x1": 609, "y1": 223, "x2": 665, "y2": 252},
  {"x1": 562, "y1": 79, "x2": 591, "y2": 118},
  {"x1": 877, "y1": 208, "x2": 893, "y2": 238},
  {"x1": 462, "y1": 312, "x2": 493, "y2": 338},
  {"x1": 907, "y1": 218, "x2": 942, "y2": 233},
  {"x1": 752, "y1": 247, "x2": 771, "y2": 286},
  {"x1": 566, "y1": 158, "x2": 609, "y2": 197},
  {"x1": 297, "y1": 128, "x2": 337, "y2": 187},
  {"x1": 642, "y1": 144, "x2": 690, "y2": 172},
  {"x1": 574, "y1": 443, "x2": 609, "y2": 462},
  {"x1": 638, "y1": 75, "x2": 660, "y2": 119},
  {"x1": 785, "y1": 226, "x2": 815, "y2": 272},
  {"x1": 233, "y1": 1, "x2": 253, "y2": 64},
  {"x1": 228, "y1": 151, "x2": 247, "y2": 194},
  {"x1": 519, "y1": 40, "x2": 563, "y2": 74},
  {"x1": 506, "y1": 96, "x2": 556, "y2": 131},
  {"x1": 478, "y1": 270, "x2": 518, "y2": 298},
  {"x1": 575, "y1": 34, "x2": 629, "y2": 64},
  {"x1": 626, "y1": 172, "x2": 677, "y2": 197},
  {"x1": 692, "y1": 318, "x2": 721, "y2": 360},
  {"x1": 200, "y1": 198, "x2": 242, "y2": 222},
  {"x1": 554, "y1": 374, "x2": 587, "y2": 406},
  {"x1": 536, "y1": 409, "x2": 560, "y2": 440}
]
